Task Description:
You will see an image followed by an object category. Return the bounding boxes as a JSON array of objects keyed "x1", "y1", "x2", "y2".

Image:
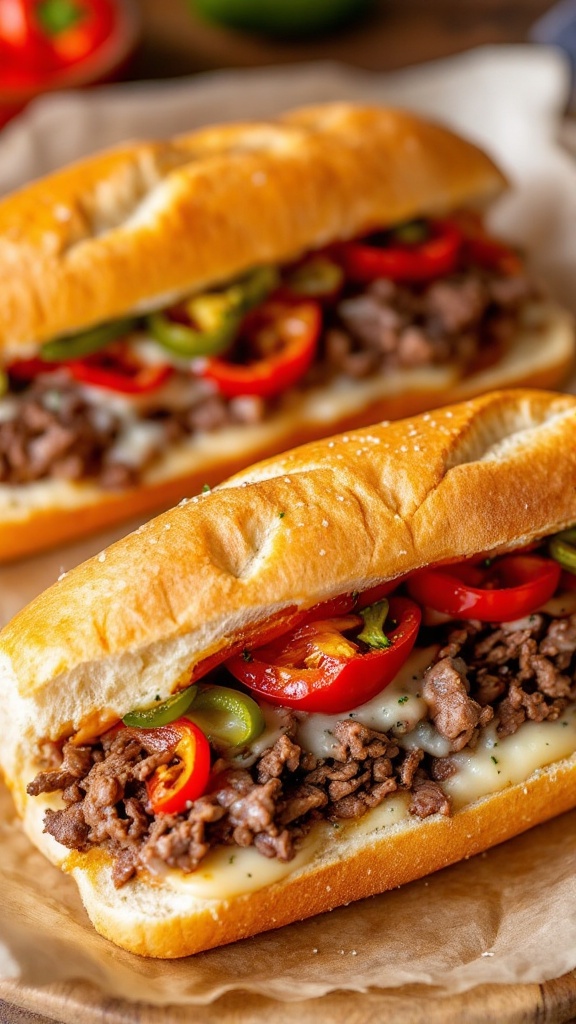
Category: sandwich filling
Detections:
[
  {"x1": 1, "y1": 216, "x2": 541, "y2": 489},
  {"x1": 26, "y1": 530, "x2": 576, "y2": 889}
]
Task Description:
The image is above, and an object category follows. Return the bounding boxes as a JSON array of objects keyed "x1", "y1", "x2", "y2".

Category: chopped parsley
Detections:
[
  {"x1": 491, "y1": 756, "x2": 499, "y2": 765},
  {"x1": 202, "y1": 483, "x2": 211, "y2": 493},
  {"x1": 398, "y1": 695, "x2": 409, "y2": 705},
  {"x1": 278, "y1": 511, "x2": 286, "y2": 519},
  {"x1": 241, "y1": 648, "x2": 253, "y2": 662}
]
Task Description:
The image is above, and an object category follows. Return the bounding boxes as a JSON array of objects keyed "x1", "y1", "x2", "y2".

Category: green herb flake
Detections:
[
  {"x1": 278, "y1": 511, "x2": 286, "y2": 519},
  {"x1": 202, "y1": 483, "x2": 211, "y2": 493},
  {"x1": 491, "y1": 755, "x2": 499, "y2": 764},
  {"x1": 154, "y1": 694, "x2": 161, "y2": 702},
  {"x1": 229, "y1": 855, "x2": 236, "y2": 865},
  {"x1": 398, "y1": 695, "x2": 409, "y2": 705},
  {"x1": 241, "y1": 649, "x2": 253, "y2": 663},
  {"x1": 562, "y1": 721, "x2": 569, "y2": 727}
]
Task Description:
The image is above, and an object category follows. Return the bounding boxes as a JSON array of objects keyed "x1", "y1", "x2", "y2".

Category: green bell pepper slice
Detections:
[
  {"x1": 549, "y1": 527, "x2": 576, "y2": 575},
  {"x1": 186, "y1": 684, "x2": 265, "y2": 747},
  {"x1": 147, "y1": 266, "x2": 279, "y2": 359},
  {"x1": 122, "y1": 684, "x2": 197, "y2": 728},
  {"x1": 40, "y1": 318, "x2": 138, "y2": 362}
]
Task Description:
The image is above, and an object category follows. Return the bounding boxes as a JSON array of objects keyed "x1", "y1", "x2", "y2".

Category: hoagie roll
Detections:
[
  {"x1": 1, "y1": 389, "x2": 576, "y2": 957},
  {"x1": 0, "y1": 103, "x2": 572, "y2": 560}
]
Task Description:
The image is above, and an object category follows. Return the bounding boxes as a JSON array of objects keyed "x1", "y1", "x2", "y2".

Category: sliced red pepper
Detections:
[
  {"x1": 200, "y1": 299, "x2": 321, "y2": 399},
  {"x1": 226, "y1": 596, "x2": 421, "y2": 714},
  {"x1": 67, "y1": 346, "x2": 172, "y2": 394},
  {"x1": 144, "y1": 718, "x2": 211, "y2": 816},
  {"x1": 407, "y1": 554, "x2": 561, "y2": 622},
  {"x1": 463, "y1": 235, "x2": 522, "y2": 276},
  {"x1": 8, "y1": 356, "x2": 63, "y2": 381},
  {"x1": 335, "y1": 220, "x2": 461, "y2": 284},
  {"x1": 1, "y1": 0, "x2": 119, "y2": 83}
]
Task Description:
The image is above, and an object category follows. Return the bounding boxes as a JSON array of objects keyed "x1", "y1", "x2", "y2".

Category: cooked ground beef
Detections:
[
  {"x1": 436, "y1": 613, "x2": 576, "y2": 738},
  {"x1": 1, "y1": 261, "x2": 539, "y2": 489},
  {"x1": 27, "y1": 606, "x2": 576, "y2": 887}
]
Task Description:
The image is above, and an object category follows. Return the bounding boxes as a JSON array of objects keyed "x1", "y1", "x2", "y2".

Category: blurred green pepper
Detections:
[
  {"x1": 147, "y1": 266, "x2": 279, "y2": 359},
  {"x1": 40, "y1": 318, "x2": 137, "y2": 361}
]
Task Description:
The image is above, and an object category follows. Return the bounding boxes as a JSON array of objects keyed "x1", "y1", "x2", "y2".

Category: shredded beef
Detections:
[
  {"x1": 436, "y1": 613, "x2": 576, "y2": 737},
  {"x1": 409, "y1": 778, "x2": 451, "y2": 818},
  {"x1": 26, "y1": 604, "x2": 576, "y2": 887},
  {"x1": 421, "y1": 656, "x2": 493, "y2": 751},
  {"x1": 2, "y1": 255, "x2": 539, "y2": 488}
]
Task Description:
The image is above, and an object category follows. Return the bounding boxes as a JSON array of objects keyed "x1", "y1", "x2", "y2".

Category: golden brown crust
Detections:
[
  {"x1": 36, "y1": 753, "x2": 576, "y2": 957},
  {"x1": 0, "y1": 103, "x2": 506, "y2": 354},
  {"x1": 0, "y1": 304, "x2": 572, "y2": 563}
]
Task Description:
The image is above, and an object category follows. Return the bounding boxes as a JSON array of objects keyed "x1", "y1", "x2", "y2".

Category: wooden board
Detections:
[{"x1": 1, "y1": 973, "x2": 576, "y2": 1024}]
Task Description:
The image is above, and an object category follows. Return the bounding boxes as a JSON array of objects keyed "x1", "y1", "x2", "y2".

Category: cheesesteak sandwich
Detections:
[
  {"x1": 0, "y1": 103, "x2": 573, "y2": 560},
  {"x1": 1, "y1": 389, "x2": 576, "y2": 958}
]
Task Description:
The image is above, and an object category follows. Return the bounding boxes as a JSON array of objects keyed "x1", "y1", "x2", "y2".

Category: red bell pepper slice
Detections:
[
  {"x1": 226, "y1": 596, "x2": 421, "y2": 714},
  {"x1": 144, "y1": 718, "x2": 211, "y2": 816},
  {"x1": 335, "y1": 220, "x2": 461, "y2": 284},
  {"x1": 8, "y1": 356, "x2": 63, "y2": 381},
  {"x1": 463, "y1": 235, "x2": 522, "y2": 276},
  {"x1": 67, "y1": 347, "x2": 172, "y2": 394},
  {"x1": 8, "y1": 347, "x2": 171, "y2": 395},
  {"x1": 407, "y1": 554, "x2": 561, "y2": 623},
  {"x1": 200, "y1": 299, "x2": 321, "y2": 399}
]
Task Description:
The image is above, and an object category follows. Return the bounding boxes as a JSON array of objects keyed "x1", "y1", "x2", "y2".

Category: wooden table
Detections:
[
  {"x1": 1, "y1": 972, "x2": 576, "y2": 1024},
  {"x1": 3, "y1": 1, "x2": 576, "y2": 1021},
  {"x1": 129, "y1": 0, "x2": 558, "y2": 79}
]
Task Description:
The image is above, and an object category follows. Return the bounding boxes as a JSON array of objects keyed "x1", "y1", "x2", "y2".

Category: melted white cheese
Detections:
[
  {"x1": 441, "y1": 706, "x2": 576, "y2": 809},
  {"x1": 294, "y1": 646, "x2": 437, "y2": 759},
  {"x1": 156, "y1": 824, "x2": 321, "y2": 898}
]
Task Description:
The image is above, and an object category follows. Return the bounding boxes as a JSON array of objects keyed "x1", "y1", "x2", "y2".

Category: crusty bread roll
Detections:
[
  {"x1": 1, "y1": 389, "x2": 576, "y2": 957},
  {"x1": 0, "y1": 102, "x2": 572, "y2": 561},
  {"x1": 0, "y1": 104, "x2": 506, "y2": 352}
]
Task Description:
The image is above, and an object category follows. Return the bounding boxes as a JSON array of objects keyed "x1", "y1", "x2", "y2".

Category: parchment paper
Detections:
[{"x1": 0, "y1": 45, "x2": 575, "y2": 1005}]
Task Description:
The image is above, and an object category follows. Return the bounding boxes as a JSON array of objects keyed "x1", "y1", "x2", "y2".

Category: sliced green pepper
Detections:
[
  {"x1": 357, "y1": 599, "x2": 392, "y2": 650},
  {"x1": 286, "y1": 256, "x2": 343, "y2": 297},
  {"x1": 549, "y1": 527, "x2": 576, "y2": 575},
  {"x1": 391, "y1": 219, "x2": 431, "y2": 245},
  {"x1": 147, "y1": 266, "x2": 279, "y2": 359},
  {"x1": 40, "y1": 318, "x2": 138, "y2": 362},
  {"x1": 122, "y1": 684, "x2": 197, "y2": 728},
  {"x1": 186, "y1": 684, "x2": 264, "y2": 747}
]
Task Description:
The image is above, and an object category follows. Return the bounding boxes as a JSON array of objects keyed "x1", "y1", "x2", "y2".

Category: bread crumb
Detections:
[
  {"x1": 319, "y1": 549, "x2": 326, "y2": 556},
  {"x1": 57, "y1": 571, "x2": 67, "y2": 582},
  {"x1": 481, "y1": 951, "x2": 495, "y2": 958},
  {"x1": 322, "y1": 519, "x2": 329, "y2": 527},
  {"x1": 165, "y1": 523, "x2": 171, "y2": 530},
  {"x1": 284, "y1": 477, "x2": 291, "y2": 483},
  {"x1": 98, "y1": 553, "x2": 106, "y2": 562},
  {"x1": 336, "y1": 496, "x2": 344, "y2": 501}
]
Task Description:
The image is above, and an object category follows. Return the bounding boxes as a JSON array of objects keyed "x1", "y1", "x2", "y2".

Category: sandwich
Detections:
[
  {"x1": 1, "y1": 388, "x2": 576, "y2": 958},
  {"x1": 0, "y1": 102, "x2": 573, "y2": 561}
]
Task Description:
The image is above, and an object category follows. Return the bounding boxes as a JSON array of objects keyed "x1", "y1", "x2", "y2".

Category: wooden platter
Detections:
[{"x1": 1, "y1": 972, "x2": 576, "y2": 1024}]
